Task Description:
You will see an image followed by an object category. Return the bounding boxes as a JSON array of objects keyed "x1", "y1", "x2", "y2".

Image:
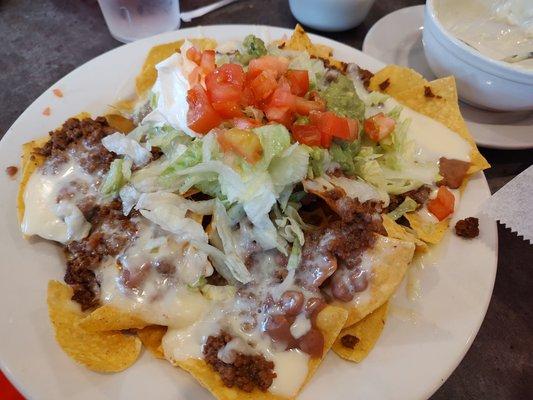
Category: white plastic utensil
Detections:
[{"x1": 180, "y1": 0, "x2": 239, "y2": 22}]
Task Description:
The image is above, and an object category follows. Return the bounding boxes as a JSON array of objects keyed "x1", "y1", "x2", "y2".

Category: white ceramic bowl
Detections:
[
  {"x1": 289, "y1": 0, "x2": 375, "y2": 32},
  {"x1": 423, "y1": 0, "x2": 533, "y2": 111}
]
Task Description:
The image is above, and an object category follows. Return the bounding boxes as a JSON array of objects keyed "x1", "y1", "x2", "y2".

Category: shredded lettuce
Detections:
[
  {"x1": 269, "y1": 144, "x2": 309, "y2": 193},
  {"x1": 100, "y1": 158, "x2": 132, "y2": 196},
  {"x1": 102, "y1": 132, "x2": 151, "y2": 166},
  {"x1": 387, "y1": 196, "x2": 418, "y2": 221},
  {"x1": 254, "y1": 124, "x2": 291, "y2": 168},
  {"x1": 306, "y1": 146, "x2": 331, "y2": 179},
  {"x1": 145, "y1": 124, "x2": 192, "y2": 156}
]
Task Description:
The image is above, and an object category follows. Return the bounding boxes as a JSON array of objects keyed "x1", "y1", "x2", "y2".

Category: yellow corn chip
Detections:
[
  {"x1": 136, "y1": 38, "x2": 217, "y2": 96},
  {"x1": 368, "y1": 65, "x2": 427, "y2": 96},
  {"x1": 332, "y1": 302, "x2": 388, "y2": 362},
  {"x1": 47, "y1": 281, "x2": 141, "y2": 373},
  {"x1": 392, "y1": 76, "x2": 489, "y2": 174},
  {"x1": 78, "y1": 305, "x2": 149, "y2": 332},
  {"x1": 137, "y1": 325, "x2": 167, "y2": 359},
  {"x1": 405, "y1": 213, "x2": 450, "y2": 244},
  {"x1": 332, "y1": 235, "x2": 414, "y2": 328},
  {"x1": 174, "y1": 306, "x2": 348, "y2": 400},
  {"x1": 105, "y1": 113, "x2": 135, "y2": 133},
  {"x1": 382, "y1": 214, "x2": 427, "y2": 253}
]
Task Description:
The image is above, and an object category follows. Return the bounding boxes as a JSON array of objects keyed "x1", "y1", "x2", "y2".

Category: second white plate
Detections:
[{"x1": 363, "y1": 5, "x2": 533, "y2": 150}]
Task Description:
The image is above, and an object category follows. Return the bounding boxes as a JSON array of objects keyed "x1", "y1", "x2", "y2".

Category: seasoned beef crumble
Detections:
[
  {"x1": 64, "y1": 200, "x2": 137, "y2": 310},
  {"x1": 455, "y1": 217, "x2": 479, "y2": 239},
  {"x1": 340, "y1": 334, "x2": 359, "y2": 349},
  {"x1": 203, "y1": 332, "x2": 276, "y2": 392},
  {"x1": 37, "y1": 117, "x2": 116, "y2": 174}
]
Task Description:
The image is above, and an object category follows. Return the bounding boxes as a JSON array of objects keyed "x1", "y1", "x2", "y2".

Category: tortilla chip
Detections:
[
  {"x1": 78, "y1": 305, "x2": 149, "y2": 332},
  {"x1": 281, "y1": 25, "x2": 345, "y2": 71},
  {"x1": 382, "y1": 215, "x2": 427, "y2": 253},
  {"x1": 136, "y1": 38, "x2": 217, "y2": 96},
  {"x1": 105, "y1": 113, "x2": 135, "y2": 133},
  {"x1": 137, "y1": 325, "x2": 167, "y2": 359},
  {"x1": 332, "y1": 302, "x2": 388, "y2": 362},
  {"x1": 393, "y1": 76, "x2": 489, "y2": 174},
  {"x1": 405, "y1": 213, "x2": 449, "y2": 245},
  {"x1": 173, "y1": 306, "x2": 348, "y2": 400},
  {"x1": 17, "y1": 137, "x2": 49, "y2": 224},
  {"x1": 47, "y1": 281, "x2": 141, "y2": 372},
  {"x1": 368, "y1": 65, "x2": 427, "y2": 96},
  {"x1": 332, "y1": 235, "x2": 414, "y2": 328}
]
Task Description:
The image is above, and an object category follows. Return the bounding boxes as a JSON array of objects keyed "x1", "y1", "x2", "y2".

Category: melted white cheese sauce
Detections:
[
  {"x1": 435, "y1": 0, "x2": 533, "y2": 70},
  {"x1": 21, "y1": 160, "x2": 95, "y2": 243},
  {"x1": 366, "y1": 97, "x2": 472, "y2": 163}
]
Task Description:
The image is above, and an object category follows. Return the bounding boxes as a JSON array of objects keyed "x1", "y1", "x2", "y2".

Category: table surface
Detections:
[{"x1": 1, "y1": 0, "x2": 532, "y2": 399}]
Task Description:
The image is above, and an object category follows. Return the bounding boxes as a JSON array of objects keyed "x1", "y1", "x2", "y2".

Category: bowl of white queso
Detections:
[{"x1": 423, "y1": 0, "x2": 533, "y2": 111}]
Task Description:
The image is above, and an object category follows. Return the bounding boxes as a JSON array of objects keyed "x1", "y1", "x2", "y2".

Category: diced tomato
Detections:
[
  {"x1": 232, "y1": 117, "x2": 261, "y2": 129},
  {"x1": 199, "y1": 50, "x2": 216, "y2": 75},
  {"x1": 345, "y1": 118, "x2": 359, "y2": 141},
  {"x1": 309, "y1": 111, "x2": 356, "y2": 141},
  {"x1": 364, "y1": 113, "x2": 396, "y2": 141},
  {"x1": 249, "y1": 70, "x2": 278, "y2": 102},
  {"x1": 291, "y1": 124, "x2": 321, "y2": 147},
  {"x1": 268, "y1": 82, "x2": 296, "y2": 110},
  {"x1": 264, "y1": 106, "x2": 294, "y2": 127},
  {"x1": 294, "y1": 96, "x2": 326, "y2": 115},
  {"x1": 427, "y1": 186, "x2": 455, "y2": 221},
  {"x1": 248, "y1": 55, "x2": 290, "y2": 79},
  {"x1": 286, "y1": 70, "x2": 309, "y2": 96},
  {"x1": 211, "y1": 101, "x2": 243, "y2": 118},
  {"x1": 187, "y1": 66, "x2": 201, "y2": 86},
  {"x1": 186, "y1": 84, "x2": 222, "y2": 134},
  {"x1": 217, "y1": 128, "x2": 263, "y2": 163},
  {"x1": 205, "y1": 63, "x2": 246, "y2": 104},
  {"x1": 186, "y1": 46, "x2": 202, "y2": 64}
]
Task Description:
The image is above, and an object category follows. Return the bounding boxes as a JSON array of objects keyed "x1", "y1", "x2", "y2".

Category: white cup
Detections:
[
  {"x1": 289, "y1": 0, "x2": 376, "y2": 32},
  {"x1": 97, "y1": 0, "x2": 181, "y2": 43}
]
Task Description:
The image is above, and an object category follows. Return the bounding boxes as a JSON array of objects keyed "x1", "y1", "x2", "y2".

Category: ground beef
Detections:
[
  {"x1": 356, "y1": 66, "x2": 374, "y2": 89},
  {"x1": 37, "y1": 117, "x2": 116, "y2": 174},
  {"x1": 455, "y1": 217, "x2": 479, "y2": 238},
  {"x1": 323, "y1": 188, "x2": 384, "y2": 224},
  {"x1": 340, "y1": 334, "x2": 359, "y2": 349},
  {"x1": 203, "y1": 332, "x2": 276, "y2": 392},
  {"x1": 439, "y1": 157, "x2": 470, "y2": 189},
  {"x1": 379, "y1": 78, "x2": 390, "y2": 91},
  {"x1": 64, "y1": 200, "x2": 137, "y2": 310},
  {"x1": 297, "y1": 207, "x2": 381, "y2": 295},
  {"x1": 5, "y1": 166, "x2": 18, "y2": 177},
  {"x1": 386, "y1": 185, "x2": 432, "y2": 212}
]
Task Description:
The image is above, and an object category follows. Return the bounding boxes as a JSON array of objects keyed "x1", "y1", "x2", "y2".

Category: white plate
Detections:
[
  {"x1": 0, "y1": 25, "x2": 497, "y2": 400},
  {"x1": 363, "y1": 5, "x2": 533, "y2": 150}
]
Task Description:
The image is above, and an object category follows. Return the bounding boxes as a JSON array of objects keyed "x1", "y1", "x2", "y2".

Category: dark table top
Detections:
[{"x1": 1, "y1": 0, "x2": 532, "y2": 399}]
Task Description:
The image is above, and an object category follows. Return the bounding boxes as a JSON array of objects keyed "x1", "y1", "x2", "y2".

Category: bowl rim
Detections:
[{"x1": 425, "y1": 0, "x2": 533, "y2": 83}]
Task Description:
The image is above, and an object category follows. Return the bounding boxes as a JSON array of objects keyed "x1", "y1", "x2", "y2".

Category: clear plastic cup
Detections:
[{"x1": 97, "y1": 0, "x2": 181, "y2": 43}]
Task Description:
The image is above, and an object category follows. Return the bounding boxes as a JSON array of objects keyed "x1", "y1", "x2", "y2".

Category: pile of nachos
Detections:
[{"x1": 17, "y1": 25, "x2": 489, "y2": 399}]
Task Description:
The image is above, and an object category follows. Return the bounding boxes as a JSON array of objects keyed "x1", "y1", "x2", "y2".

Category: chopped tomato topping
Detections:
[
  {"x1": 217, "y1": 128, "x2": 263, "y2": 163},
  {"x1": 309, "y1": 111, "x2": 358, "y2": 141},
  {"x1": 211, "y1": 101, "x2": 243, "y2": 118},
  {"x1": 232, "y1": 117, "x2": 261, "y2": 129},
  {"x1": 286, "y1": 70, "x2": 309, "y2": 96},
  {"x1": 187, "y1": 66, "x2": 201, "y2": 86},
  {"x1": 364, "y1": 113, "x2": 396, "y2": 141},
  {"x1": 268, "y1": 81, "x2": 296, "y2": 109},
  {"x1": 249, "y1": 70, "x2": 278, "y2": 102},
  {"x1": 264, "y1": 106, "x2": 294, "y2": 128},
  {"x1": 291, "y1": 124, "x2": 322, "y2": 147},
  {"x1": 205, "y1": 63, "x2": 246, "y2": 104},
  {"x1": 199, "y1": 50, "x2": 216, "y2": 75},
  {"x1": 248, "y1": 55, "x2": 290, "y2": 79},
  {"x1": 428, "y1": 186, "x2": 455, "y2": 221},
  {"x1": 294, "y1": 96, "x2": 326, "y2": 115},
  {"x1": 186, "y1": 46, "x2": 202, "y2": 64},
  {"x1": 187, "y1": 84, "x2": 222, "y2": 134}
]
